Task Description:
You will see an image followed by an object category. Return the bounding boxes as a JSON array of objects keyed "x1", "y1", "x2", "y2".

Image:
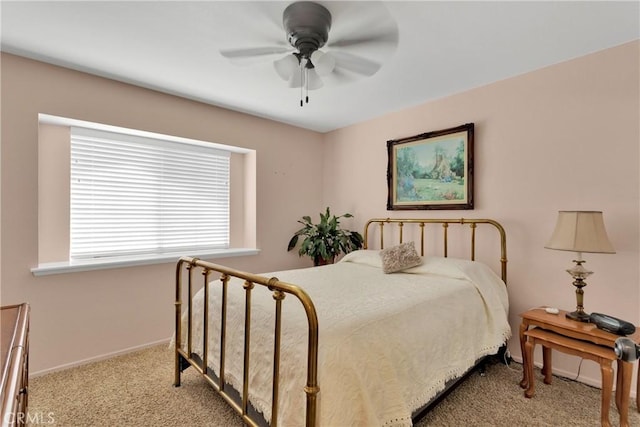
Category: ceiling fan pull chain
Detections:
[
  {"x1": 305, "y1": 66, "x2": 310, "y2": 104},
  {"x1": 300, "y1": 65, "x2": 304, "y2": 107}
]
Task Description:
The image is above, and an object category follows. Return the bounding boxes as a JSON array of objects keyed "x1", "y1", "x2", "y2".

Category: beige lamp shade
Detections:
[{"x1": 545, "y1": 211, "x2": 615, "y2": 254}]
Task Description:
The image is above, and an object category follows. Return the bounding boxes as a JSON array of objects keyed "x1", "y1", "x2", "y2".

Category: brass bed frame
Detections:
[{"x1": 174, "y1": 218, "x2": 507, "y2": 427}]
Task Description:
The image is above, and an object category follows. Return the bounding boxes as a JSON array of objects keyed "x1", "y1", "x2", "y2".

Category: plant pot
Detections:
[{"x1": 313, "y1": 256, "x2": 335, "y2": 267}]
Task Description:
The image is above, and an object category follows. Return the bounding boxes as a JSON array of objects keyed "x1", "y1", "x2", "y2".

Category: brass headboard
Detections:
[{"x1": 363, "y1": 218, "x2": 507, "y2": 284}]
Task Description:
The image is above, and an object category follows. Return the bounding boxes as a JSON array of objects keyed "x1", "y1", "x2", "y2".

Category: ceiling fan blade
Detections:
[
  {"x1": 320, "y1": 67, "x2": 359, "y2": 86},
  {"x1": 325, "y1": 2, "x2": 398, "y2": 50},
  {"x1": 331, "y1": 51, "x2": 382, "y2": 77},
  {"x1": 220, "y1": 46, "x2": 290, "y2": 59},
  {"x1": 328, "y1": 28, "x2": 399, "y2": 50}
]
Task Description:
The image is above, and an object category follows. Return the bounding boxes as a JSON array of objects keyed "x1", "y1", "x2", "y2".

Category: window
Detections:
[
  {"x1": 33, "y1": 114, "x2": 257, "y2": 276},
  {"x1": 70, "y1": 127, "x2": 230, "y2": 260}
]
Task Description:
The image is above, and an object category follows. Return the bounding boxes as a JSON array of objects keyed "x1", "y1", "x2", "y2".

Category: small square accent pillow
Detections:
[{"x1": 379, "y1": 241, "x2": 422, "y2": 274}]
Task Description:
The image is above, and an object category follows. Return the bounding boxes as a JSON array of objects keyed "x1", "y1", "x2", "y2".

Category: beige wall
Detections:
[
  {"x1": 1, "y1": 53, "x2": 324, "y2": 373},
  {"x1": 323, "y1": 41, "x2": 640, "y2": 390},
  {"x1": 1, "y1": 38, "x2": 639, "y2": 393}
]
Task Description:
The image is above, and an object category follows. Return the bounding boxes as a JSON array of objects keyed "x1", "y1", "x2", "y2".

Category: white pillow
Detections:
[{"x1": 339, "y1": 250, "x2": 383, "y2": 268}]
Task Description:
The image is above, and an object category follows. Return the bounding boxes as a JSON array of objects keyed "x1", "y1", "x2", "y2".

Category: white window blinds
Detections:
[{"x1": 70, "y1": 127, "x2": 230, "y2": 260}]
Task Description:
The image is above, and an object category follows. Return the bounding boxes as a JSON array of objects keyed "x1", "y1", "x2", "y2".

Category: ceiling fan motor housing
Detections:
[{"x1": 283, "y1": 1, "x2": 332, "y2": 58}]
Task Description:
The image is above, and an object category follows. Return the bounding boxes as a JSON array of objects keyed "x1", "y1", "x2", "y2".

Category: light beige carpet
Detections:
[{"x1": 28, "y1": 344, "x2": 639, "y2": 426}]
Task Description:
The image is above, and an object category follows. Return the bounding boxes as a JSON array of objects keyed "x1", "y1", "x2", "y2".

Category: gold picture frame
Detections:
[{"x1": 387, "y1": 123, "x2": 474, "y2": 210}]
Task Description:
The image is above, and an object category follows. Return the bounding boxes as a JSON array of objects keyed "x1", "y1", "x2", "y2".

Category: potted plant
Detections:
[{"x1": 287, "y1": 207, "x2": 364, "y2": 266}]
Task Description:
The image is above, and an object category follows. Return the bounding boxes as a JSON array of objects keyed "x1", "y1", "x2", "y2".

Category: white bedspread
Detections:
[{"x1": 181, "y1": 251, "x2": 511, "y2": 427}]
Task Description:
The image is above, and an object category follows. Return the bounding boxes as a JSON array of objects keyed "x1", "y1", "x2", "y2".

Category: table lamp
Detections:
[{"x1": 545, "y1": 211, "x2": 615, "y2": 322}]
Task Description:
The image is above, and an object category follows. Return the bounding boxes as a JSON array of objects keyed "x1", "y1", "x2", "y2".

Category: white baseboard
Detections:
[
  {"x1": 511, "y1": 355, "x2": 637, "y2": 399},
  {"x1": 30, "y1": 337, "x2": 171, "y2": 378}
]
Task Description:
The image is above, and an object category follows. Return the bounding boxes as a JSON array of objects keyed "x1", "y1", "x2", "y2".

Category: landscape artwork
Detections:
[{"x1": 387, "y1": 123, "x2": 474, "y2": 210}]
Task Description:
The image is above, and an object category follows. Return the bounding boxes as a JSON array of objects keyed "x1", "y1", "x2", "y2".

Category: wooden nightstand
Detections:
[{"x1": 519, "y1": 307, "x2": 640, "y2": 427}]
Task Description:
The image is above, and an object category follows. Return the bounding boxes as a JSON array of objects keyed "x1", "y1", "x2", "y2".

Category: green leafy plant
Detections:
[{"x1": 287, "y1": 207, "x2": 364, "y2": 266}]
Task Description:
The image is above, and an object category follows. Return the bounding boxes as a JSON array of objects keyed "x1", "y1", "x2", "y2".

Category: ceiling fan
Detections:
[{"x1": 220, "y1": 1, "x2": 398, "y2": 106}]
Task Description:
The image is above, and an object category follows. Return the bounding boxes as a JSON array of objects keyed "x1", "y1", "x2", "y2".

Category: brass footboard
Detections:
[{"x1": 174, "y1": 257, "x2": 319, "y2": 427}]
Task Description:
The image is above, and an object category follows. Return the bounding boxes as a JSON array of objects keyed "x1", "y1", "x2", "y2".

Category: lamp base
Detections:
[{"x1": 566, "y1": 310, "x2": 590, "y2": 323}]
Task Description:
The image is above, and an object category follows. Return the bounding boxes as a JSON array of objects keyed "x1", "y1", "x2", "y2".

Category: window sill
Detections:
[{"x1": 31, "y1": 248, "x2": 261, "y2": 276}]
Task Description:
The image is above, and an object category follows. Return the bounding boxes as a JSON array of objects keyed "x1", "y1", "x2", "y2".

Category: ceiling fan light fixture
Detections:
[
  {"x1": 310, "y1": 50, "x2": 335, "y2": 76},
  {"x1": 305, "y1": 67, "x2": 323, "y2": 90},
  {"x1": 287, "y1": 66, "x2": 304, "y2": 88},
  {"x1": 274, "y1": 54, "x2": 299, "y2": 80}
]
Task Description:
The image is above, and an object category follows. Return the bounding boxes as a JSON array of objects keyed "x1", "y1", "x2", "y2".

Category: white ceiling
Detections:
[{"x1": 1, "y1": 1, "x2": 638, "y2": 133}]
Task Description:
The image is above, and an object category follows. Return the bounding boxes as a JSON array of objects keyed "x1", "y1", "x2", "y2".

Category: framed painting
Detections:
[{"x1": 387, "y1": 123, "x2": 474, "y2": 210}]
